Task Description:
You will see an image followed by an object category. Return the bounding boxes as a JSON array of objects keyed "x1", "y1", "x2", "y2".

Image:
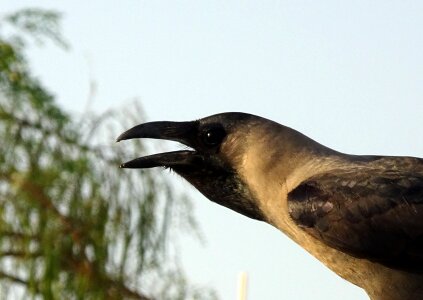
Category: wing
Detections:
[{"x1": 288, "y1": 167, "x2": 423, "y2": 272}]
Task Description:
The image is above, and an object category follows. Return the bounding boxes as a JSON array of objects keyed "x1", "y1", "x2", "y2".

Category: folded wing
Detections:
[{"x1": 288, "y1": 167, "x2": 423, "y2": 272}]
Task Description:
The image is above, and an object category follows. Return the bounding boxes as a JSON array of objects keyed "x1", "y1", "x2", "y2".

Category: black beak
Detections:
[
  {"x1": 116, "y1": 121, "x2": 195, "y2": 145},
  {"x1": 117, "y1": 121, "x2": 199, "y2": 169}
]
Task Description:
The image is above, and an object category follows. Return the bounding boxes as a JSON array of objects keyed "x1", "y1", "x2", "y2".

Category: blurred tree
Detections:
[{"x1": 0, "y1": 8, "x2": 216, "y2": 300}]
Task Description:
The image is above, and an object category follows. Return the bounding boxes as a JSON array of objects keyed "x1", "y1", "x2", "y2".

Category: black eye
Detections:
[{"x1": 200, "y1": 125, "x2": 226, "y2": 147}]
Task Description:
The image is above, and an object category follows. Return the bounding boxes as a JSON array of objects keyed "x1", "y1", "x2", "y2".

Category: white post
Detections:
[{"x1": 237, "y1": 272, "x2": 248, "y2": 300}]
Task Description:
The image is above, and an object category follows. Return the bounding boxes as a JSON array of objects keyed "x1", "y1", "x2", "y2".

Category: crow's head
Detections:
[
  {"x1": 117, "y1": 112, "x2": 326, "y2": 222},
  {"x1": 117, "y1": 112, "x2": 271, "y2": 220}
]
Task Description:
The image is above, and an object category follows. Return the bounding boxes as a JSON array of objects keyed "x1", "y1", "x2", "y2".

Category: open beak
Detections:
[{"x1": 117, "y1": 121, "x2": 199, "y2": 169}]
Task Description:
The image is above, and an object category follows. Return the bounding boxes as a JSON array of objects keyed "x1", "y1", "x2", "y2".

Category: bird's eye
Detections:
[{"x1": 201, "y1": 125, "x2": 226, "y2": 147}]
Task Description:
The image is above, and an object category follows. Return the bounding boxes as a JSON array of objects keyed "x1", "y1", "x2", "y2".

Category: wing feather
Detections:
[{"x1": 288, "y1": 166, "x2": 423, "y2": 272}]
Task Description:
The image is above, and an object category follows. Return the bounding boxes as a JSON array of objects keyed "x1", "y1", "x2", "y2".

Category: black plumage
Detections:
[{"x1": 288, "y1": 158, "x2": 423, "y2": 272}]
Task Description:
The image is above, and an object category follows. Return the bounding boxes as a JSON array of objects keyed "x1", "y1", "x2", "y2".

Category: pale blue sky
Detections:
[{"x1": 4, "y1": 1, "x2": 423, "y2": 299}]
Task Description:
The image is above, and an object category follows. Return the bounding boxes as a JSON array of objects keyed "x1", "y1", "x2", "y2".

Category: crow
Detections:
[{"x1": 117, "y1": 112, "x2": 423, "y2": 300}]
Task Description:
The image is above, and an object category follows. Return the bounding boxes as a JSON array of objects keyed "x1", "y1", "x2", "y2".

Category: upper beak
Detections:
[
  {"x1": 116, "y1": 121, "x2": 196, "y2": 145},
  {"x1": 117, "y1": 121, "x2": 199, "y2": 169}
]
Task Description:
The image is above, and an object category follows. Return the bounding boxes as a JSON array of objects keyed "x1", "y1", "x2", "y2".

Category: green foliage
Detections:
[
  {"x1": 2, "y1": 8, "x2": 68, "y2": 48},
  {"x1": 0, "y1": 8, "x2": 217, "y2": 300}
]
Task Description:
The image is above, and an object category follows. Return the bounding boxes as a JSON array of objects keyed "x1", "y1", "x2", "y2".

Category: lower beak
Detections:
[{"x1": 120, "y1": 150, "x2": 199, "y2": 169}]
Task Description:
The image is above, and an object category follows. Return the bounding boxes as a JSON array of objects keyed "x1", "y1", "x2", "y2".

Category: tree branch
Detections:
[
  {"x1": 0, "y1": 271, "x2": 31, "y2": 287},
  {"x1": 0, "y1": 250, "x2": 41, "y2": 258}
]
